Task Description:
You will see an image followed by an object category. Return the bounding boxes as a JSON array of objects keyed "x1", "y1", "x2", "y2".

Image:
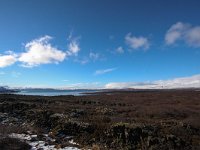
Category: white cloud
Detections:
[
  {"x1": 125, "y1": 33, "x2": 150, "y2": 50},
  {"x1": 75, "y1": 52, "x2": 102, "y2": 65},
  {"x1": 67, "y1": 37, "x2": 80, "y2": 56},
  {"x1": 154, "y1": 74, "x2": 200, "y2": 88},
  {"x1": 185, "y1": 27, "x2": 200, "y2": 47},
  {"x1": 74, "y1": 57, "x2": 89, "y2": 65},
  {"x1": 18, "y1": 35, "x2": 66, "y2": 67},
  {"x1": 105, "y1": 74, "x2": 200, "y2": 89},
  {"x1": 165, "y1": 22, "x2": 188, "y2": 45},
  {"x1": 89, "y1": 52, "x2": 100, "y2": 61},
  {"x1": 105, "y1": 82, "x2": 155, "y2": 89},
  {"x1": 116, "y1": 46, "x2": 124, "y2": 54},
  {"x1": 0, "y1": 53, "x2": 17, "y2": 68},
  {"x1": 95, "y1": 67, "x2": 117, "y2": 75},
  {"x1": 165, "y1": 22, "x2": 200, "y2": 47},
  {"x1": 63, "y1": 80, "x2": 69, "y2": 82},
  {"x1": 0, "y1": 34, "x2": 81, "y2": 68}
]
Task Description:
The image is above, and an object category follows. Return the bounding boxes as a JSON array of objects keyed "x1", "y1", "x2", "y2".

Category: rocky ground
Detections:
[{"x1": 0, "y1": 89, "x2": 200, "y2": 150}]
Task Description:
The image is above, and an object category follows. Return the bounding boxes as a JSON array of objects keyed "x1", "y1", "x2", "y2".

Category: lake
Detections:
[{"x1": 15, "y1": 89, "x2": 100, "y2": 96}]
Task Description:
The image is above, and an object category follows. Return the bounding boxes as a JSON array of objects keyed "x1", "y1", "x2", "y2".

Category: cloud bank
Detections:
[
  {"x1": 105, "y1": 74, "x2": 200, "y2": 89},
  {"x1": 165, "y1": 22, "x2": 200, "y2": 47}
]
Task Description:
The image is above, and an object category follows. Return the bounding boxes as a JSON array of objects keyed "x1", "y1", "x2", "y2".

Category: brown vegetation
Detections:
[{"x1": 0, "y1": 89, "x2": 200, "y2": 149}]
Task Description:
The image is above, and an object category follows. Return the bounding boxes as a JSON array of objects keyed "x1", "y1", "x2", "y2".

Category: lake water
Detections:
[{"x1": 16, "y1": 89, "x2": 100, "y2": 96}]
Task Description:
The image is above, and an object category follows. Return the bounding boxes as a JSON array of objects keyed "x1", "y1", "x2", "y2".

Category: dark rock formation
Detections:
[{"x1": 0, "y1": 137, "x2": 31, "y2": 150}]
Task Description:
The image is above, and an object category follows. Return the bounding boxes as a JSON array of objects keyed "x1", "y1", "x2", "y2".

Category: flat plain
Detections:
[{"x1": 0, "y1": 89, "x2": 200, "y2": 149}]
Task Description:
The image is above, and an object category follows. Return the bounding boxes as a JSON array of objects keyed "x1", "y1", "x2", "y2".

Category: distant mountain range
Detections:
[{"x1": 0, "y1": 86, "x2": 20, "y2": 93}]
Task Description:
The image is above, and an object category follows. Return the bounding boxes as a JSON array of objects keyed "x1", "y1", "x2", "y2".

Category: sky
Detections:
[{"x1": 0, "y1": 0, "x2": 200, "y2": 89}]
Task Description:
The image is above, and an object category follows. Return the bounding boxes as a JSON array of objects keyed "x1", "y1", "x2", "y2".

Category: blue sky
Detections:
[{"x1": 0, "y1": 0, "x2": 200, "y2": 89}]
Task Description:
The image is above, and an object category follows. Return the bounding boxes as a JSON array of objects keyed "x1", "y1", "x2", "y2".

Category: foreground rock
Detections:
[{"x1": 0, "y1": 137, "x2": 31, "y2": 150}]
